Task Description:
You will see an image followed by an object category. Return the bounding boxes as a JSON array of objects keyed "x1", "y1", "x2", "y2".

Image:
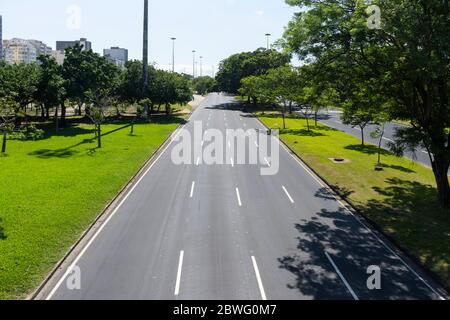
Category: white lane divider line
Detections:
[
  {"x1": 228, "y1": 141, "x2": 231, "y2": 148},
  {"x1": 254, "y1": 141, "x2": 259, "y2": 148},
  {"x1": 325, "y1": 252, "x2": 359, "y2": 301},
  {"x1": 174, "y1": 250, "x2": 185, "y2": 296},
  {"x1": 236, "y1": 188, "x2": 242, "y2": 207},
  {"x1": 196, "y1": 157, "x2": 200, "y2": 166},
  {"x1": 190, "y1": 181, "x2": 196, "y2": 198},
  {"x1": 231, "y1": 158, "x2": 234, "y2": 168},
  {"x1": 251, "y1": 256, "x2": 267, "y2": 300},
  {"x1": 264, "y1": 157, "x2": 271, "y2": 167},
  {"x1": 382, "y1": 137, "x2": 394, "y2": 143},
  {"x1": 282, "y1": 186, "x2": 295, "y2": 204}
]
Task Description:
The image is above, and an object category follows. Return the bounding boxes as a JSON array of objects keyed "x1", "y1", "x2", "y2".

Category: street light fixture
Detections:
[
  {"x1": 170, "y1": 37, "x2": 176, "y2": 73},
  {"x1": 265, "y1": 33, "x2": 271, "y2": 50}
]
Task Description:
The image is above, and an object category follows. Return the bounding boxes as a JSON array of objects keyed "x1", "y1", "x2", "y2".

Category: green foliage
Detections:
[
  {"x1": 9, "y1": 125, "x2": 44, "y2": 141},
  {"x1": 192, "y1": 76, "x2": 217, "y2": 95},
  {"x1": 283, "y1": 0, "x2": 450, "y2": 208},
  {"x1": 216, "y1": 48, "x2": 290, "y2": 93}
]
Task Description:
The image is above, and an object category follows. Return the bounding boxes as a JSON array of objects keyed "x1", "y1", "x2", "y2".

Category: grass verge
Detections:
[
  {"x1": 0, "y1": 116, "x2": 183, "y2": 299},
  {"x1": 258, "y1": 113, "x2": 450, "y2": 287}
]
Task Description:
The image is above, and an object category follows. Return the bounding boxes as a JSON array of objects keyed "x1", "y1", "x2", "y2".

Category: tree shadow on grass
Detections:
[
  {"x1": 28, "y1": 124, "x2": 134, "y2": 159},
  {"x1": 0, "y1": 218, "x2": 7, "y2": 240},
  {"x1": 315, "y1": 186, "x2": 355, "y2": 201},
  {"x1": 280, "y1": 128, "x2": 326, "y2": 137},
  {"x1": 365, "y1": 178, "x2": 442, "y2": 215},
  {"x1": 345, "y1": 144, "x2": 391, "y2": 156}
]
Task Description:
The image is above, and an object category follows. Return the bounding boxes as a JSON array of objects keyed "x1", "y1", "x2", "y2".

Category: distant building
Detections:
[
  {"x1": 51, "y1": 50, "x2": 65, "y2": 65},
  {"x1": 28, "y1": 39, "x2": 52, "y2": 57},
  {"x1": 104, "y1": 46, "x2": 128, "y2": 69},
  {"x1": 0, "y1": 15, "x2": 3, "y2": 61},
  {"x1": 56, "y1": 38, "x2": 92, "y2": 52},
  {"x1": 3, "y1": 38, "x2": 52, "y2": 64}
]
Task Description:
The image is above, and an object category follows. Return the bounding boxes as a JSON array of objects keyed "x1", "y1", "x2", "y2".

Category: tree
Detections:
[
  {"x1": 0, "y1": 63, "x2": 40, "y2": 125},
  {"x1": 85, "y1": 53, "x2": 120, "y2": 148},
  {"x1": 0, "y1": 97, "x2": 16, "y2": 154},
  {"x1": 192, "y1": 76, "x2": 217, "y2": 95},
  {"x1": 216, "y1": 48, "x2": 290, "y2": 93},
  {"x1": 283, "y1": 0, "x2": 450, "y2": 208},
  {"x1": 35, "y1": 55, "x2": 66, "y2": 129}
]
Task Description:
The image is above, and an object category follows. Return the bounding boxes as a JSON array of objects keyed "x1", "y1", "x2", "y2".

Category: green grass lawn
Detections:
[
  {"x1": 0, "y1": 117, "x2": 182, "y2": 299},
  {"x1": 259, "y1": 113, "x2": 450, "y2": 286}
]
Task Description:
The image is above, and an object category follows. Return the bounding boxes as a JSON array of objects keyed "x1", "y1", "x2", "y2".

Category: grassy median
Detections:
[
  {"x1": 0, "y1": 117, "x2": 182, "y2": 299},
  {"x1": 259, "y1": 113, "x2": 450, "y2": 287}
]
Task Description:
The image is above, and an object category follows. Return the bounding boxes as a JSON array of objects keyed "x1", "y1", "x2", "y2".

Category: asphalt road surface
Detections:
[
  {"x1": 45, "y1": 94, "x2": 445, "y2": 300},
  {"x1": 316, "y1": 111, "x2": 433, "y2": 168}
]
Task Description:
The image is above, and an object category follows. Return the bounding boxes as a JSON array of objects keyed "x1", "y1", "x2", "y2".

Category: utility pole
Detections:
[
  {"x1": 192, "y1": 50, "x2": 196, "y2": 78},
  {"x1": 143, "y1": 0, "x2": 149, "y2": 91},
  {"x1": 142, "y1": 0, "x2": 149, "y2": 117},
  {"x1": 200, "y1": 56, "x2": 203, "y2": 77},
  {"x1": 170, "y1": 37, "x2": 176, "y2": 73}
]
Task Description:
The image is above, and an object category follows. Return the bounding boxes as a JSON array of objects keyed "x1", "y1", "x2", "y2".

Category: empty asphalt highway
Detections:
[{"x1": 42, "y1": 94, "x2": 445, "y2": 300}]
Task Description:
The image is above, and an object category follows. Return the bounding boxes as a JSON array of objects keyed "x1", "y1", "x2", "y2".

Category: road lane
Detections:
[{"x1": 46, "y1": 93, "x2": 445, "y2": 300}]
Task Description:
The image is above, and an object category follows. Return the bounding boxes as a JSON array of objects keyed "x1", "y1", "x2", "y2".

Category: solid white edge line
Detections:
[
  {"x1": 251, "y1": 256, "x2": 267, "y2": 300},
  {"x1": 282, "y1": 186, "x2": 295, "y2": 204},
  {"x1": 236, "y1": 188, "x2": 242, "y2": 207},
  {"x1": 190, "y1": 181, "x2": 196, "y2": 198},
  {"x1": 325, "y1": 252, "x2": 359, "y2": 301},
  {"x1": 264, "y1": 157, "x2": 271, "y2": 167},
  {"x1": 174, "y1": 250, "x2": 184, "y2": 296},
  {"x1": 46, "y1": 110, "x2": 196, "y2": 300},
  {"x1": 272, "y1": 127, "x2": 445, "y2": 300}
]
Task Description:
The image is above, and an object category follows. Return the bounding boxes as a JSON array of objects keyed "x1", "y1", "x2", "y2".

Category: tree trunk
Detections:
[
  {"x1": 1, "y1": 131, "x2": 6, "y2": 154},
  {"x1": 431, "y1": 155, "x2": 450, "y2": 209},
  {"x1": 41, "y1": 105, "x2": 45, "y2": 119},
  {"x1": 314, "y1": 111, "x2": 318, "y2": 127},
  {"x1": 305, "y1": 116, "x2": 310, "y2": 132},
  {"x1": 97, "y1": 124, "x2": 102, "y2": 148},
  {"x1": 360, "y1": 126, "x2": 365, "y2": 146},
  {"x1": 289, "y1": 101, "x2": 293, "y2": 114},
  {"x1": 55, "y1": 105, "x2": 59, "y2": 131},
  {"x1": 60, "y1": 102, "x2": 66, "y2": 127},
  {"x1": 45, "y1": 105, "x2": 50, "y2": 120}
]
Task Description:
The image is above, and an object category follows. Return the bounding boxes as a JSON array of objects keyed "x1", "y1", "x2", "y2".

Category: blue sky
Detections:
[{"x1": 1, "y1": 0, "x2": 299, "y2": 75}]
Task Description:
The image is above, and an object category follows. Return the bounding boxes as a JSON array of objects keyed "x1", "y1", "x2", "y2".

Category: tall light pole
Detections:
[
  {"x1": 265, "y1": 33, "x2": 271, "y2": 50},
  {"x1": 170, "y1": 37, "x2": 176, "y2": 73},
  {"x1": 142, "y1": 0, "x2": 149, "y2": 97},
  {"x1": 199, "y1": 56, "x2": 203, "y2": 77},
  {"x1": 192, "y1": 50, "x2": 196, "y2": 78}
]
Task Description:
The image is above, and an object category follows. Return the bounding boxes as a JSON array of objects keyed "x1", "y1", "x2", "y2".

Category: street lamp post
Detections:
[
  {"x1": 265, "y1": 33, "x2": 271, "y2": 50},
  {"x1": 200, "y1": 56, "x2": 203, "y2": 77},
  {"x1": 170, "y1": 37, "x2": 176, "y2": 73},
  {"x1": 192, "y1": 50, "x2": 196, "y2": 78}
]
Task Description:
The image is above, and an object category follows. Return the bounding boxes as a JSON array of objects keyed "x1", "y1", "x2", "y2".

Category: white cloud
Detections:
[{"x1": 256, "y1": 10, "x2": 264, "y2": 16}]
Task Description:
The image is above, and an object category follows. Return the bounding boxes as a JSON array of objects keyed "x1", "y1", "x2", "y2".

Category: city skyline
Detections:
[{"x1": 0, "y1": 0, "x2": 299, "y2": 75}]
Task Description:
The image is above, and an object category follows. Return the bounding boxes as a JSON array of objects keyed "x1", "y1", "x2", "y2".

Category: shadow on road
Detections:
[{"x1": 278, "y1": 205, "x2": 437, "y2": 299}]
